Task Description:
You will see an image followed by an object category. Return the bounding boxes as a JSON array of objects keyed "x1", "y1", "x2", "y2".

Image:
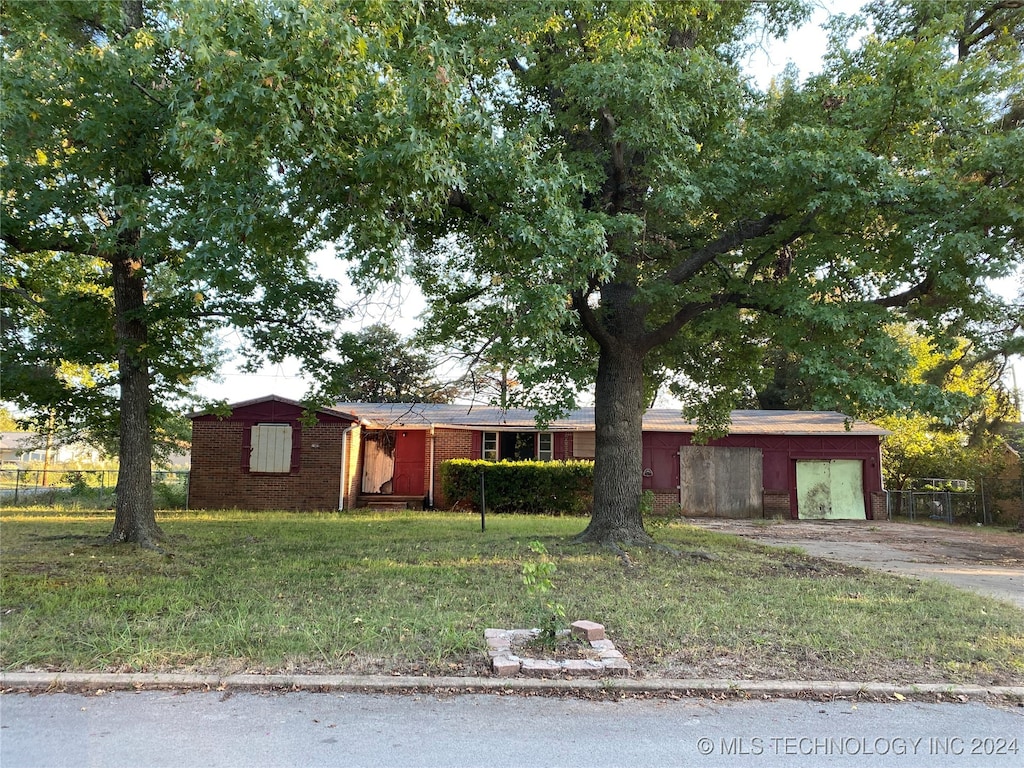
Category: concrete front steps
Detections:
[{"x1": 357, "y1": 495, "x2": 425, "y2": 510}]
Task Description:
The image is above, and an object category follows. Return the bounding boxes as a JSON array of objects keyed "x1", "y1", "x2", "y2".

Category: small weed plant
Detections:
[{"x1": 521, "y1": 540, "x2": 566, "y2": 645}]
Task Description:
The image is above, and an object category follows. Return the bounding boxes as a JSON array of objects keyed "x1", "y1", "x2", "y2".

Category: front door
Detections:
[
  {"x1": 392, "y1": 430, "x2": 426, "y2": 496},
  {"x1": 361, "y1": 431, "x2": 396, "y2": 494}
]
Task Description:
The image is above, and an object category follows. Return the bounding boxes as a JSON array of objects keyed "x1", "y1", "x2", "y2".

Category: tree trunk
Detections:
[
  {"x1": 105, "y1": 0, "x2": 161, "y2": 548},
  {"x1": 106, "y1": 243, "x2": 162, "y2": 546},
  {"x1": 575, "y1": 343, "x2": 653, "y2": 545}
]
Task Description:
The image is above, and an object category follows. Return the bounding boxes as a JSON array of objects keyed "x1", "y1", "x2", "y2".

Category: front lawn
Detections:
[{"x1": 1, "y1": 508, "x2": 1021, "y2": 685}]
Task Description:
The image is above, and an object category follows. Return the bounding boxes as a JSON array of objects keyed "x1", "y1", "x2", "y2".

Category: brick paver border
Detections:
[{"x1": 485, "y1": 621, "x2": 632, "y2": 678}]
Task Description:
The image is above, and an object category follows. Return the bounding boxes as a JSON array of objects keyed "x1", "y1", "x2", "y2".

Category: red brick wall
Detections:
[
  {"x1": 869, "y1": 491, "x2": 887, "y2": 521},
  {"x1": 763, "y1": 490, "x2": 792, "y2": 519},
  {"x1": 648, "y1": 490, "x2": 678, "y2": 516},
  {"x1": 432, "y1": 428, "x2": 474, "y2": 508},
  {"x1": 189, "y1": 419, "x2": 349, "y2": 511}
]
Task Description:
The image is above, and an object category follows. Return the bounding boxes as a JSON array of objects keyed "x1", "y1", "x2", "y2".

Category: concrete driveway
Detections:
[{"x1": 688, "y1": 519, "x2": 1024, "y2": 610}]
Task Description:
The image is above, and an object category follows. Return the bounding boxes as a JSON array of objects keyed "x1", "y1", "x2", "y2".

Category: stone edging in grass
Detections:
[{"x1": 485, "y1": 620, "x2": 631, "y2": 678}]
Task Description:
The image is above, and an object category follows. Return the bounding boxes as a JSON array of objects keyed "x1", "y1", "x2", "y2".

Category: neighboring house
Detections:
[
  {"x1": 187, "y1": 395, "x2": 888, "y2": 520},
  {"x1": 0, "y1": 432, "x2": 102, "y2": 466}
]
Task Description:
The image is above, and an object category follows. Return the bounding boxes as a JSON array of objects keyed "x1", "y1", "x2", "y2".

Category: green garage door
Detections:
[{"x1": 796, "y1": 460, "x2": 866, "y2": 520}]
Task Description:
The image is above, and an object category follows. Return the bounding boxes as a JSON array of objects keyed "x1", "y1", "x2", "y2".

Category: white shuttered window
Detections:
[{"x1": 250, "y1": 424, "x2": 292, "y2": 473}]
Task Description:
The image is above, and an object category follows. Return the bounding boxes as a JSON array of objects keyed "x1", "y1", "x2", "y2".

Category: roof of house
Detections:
[
  {"x1": 0, "y1": 432, "x2": 42, "y2": 452},
  {"x1": 191, "y1": 396, "x2": 887, "y2": 436},
  {"x1": 186, "y1": 395, "x2": 360, "y2": 422},
  {"x1": 332, "y1": 402, "x2": 889, "y2": 436}
]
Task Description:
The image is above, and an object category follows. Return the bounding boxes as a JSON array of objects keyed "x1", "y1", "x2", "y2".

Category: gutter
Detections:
[{"x1": 428, "y1": 425, "x2": 436, "y2": 509}]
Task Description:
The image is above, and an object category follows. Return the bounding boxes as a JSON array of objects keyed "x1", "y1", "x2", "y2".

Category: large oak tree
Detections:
[
  {"x1": 384, "y1": 1, "x2": 1023, "y2": 544},
  {"x1": 1, "y1": 0, "x2": 458, "y2": 546}
]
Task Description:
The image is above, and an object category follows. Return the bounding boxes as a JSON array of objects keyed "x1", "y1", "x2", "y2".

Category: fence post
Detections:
[
  {"x1": 479, "y1": 469, "x2": 486, "y2": 532},
  {"x1": 979, "y1": 478, "x2": 988, "y2": 525}
]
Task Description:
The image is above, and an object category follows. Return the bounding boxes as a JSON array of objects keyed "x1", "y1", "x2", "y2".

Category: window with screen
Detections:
[
  {"x1": 537, "y1": 433, "x2": 553, "y2": 461},
  {"x1": 482, "y1": 431, "x2": 498, "y2": 461}
]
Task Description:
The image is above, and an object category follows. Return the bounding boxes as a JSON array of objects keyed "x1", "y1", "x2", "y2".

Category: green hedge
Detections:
[{"x1": 439, "y1": 459, "x2": 594, "y2": 516}]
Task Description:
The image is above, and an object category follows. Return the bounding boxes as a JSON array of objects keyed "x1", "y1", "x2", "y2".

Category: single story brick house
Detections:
[{"x1": 187, "y1": 396, "x2": 888, "y2": 519}]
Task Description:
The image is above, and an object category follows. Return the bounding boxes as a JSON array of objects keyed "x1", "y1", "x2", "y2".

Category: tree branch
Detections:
[
  {"x1": 571, "y1": 288, "x2": 615, "y2": 351},
  {"x1": 640, "y1": 298, "x2": 720, "y2": 353},
  {"x1": 662, "y1": 213, "x2": 787, "y2": 286},
  {"x1": 2, "y1": 230, "x2": 100, "y2": 259},
  {"x1": 130, "y1": 77, "x2": 170, "y2": 109},
  {"x1": 872, "y1": 272, "x2": 936, "y2": 308}
]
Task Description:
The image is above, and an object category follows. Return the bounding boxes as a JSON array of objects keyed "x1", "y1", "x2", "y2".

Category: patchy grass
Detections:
[{"x1": 1, "y1": 508, "x2": 1022, "y2": 684}]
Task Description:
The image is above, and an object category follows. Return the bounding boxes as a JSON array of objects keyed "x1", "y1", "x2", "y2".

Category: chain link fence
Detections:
[
  {"x1": 884, "y1": 479, "x2": 1019, "y2": 528},
  {"x1": 886, "y1": 490, "x2": 985, "y2": 524},
  {"x1": 0, "y1": 468, "x2": 189, "y2": 509}
]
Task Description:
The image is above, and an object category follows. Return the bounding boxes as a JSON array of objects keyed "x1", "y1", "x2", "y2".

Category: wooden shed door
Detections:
[
  {"x1": 679, "y1": 446, "x2": 763, "y2": 518},
  {"x1": 392, "y1": 430, "x2": 426, "y2": 496},
  {"x1": 796, "y1": 460, "x2": 866, "y2": 519}
]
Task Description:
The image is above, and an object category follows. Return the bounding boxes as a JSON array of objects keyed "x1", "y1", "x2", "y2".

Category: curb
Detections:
[{"x1": 3, "y1": 672, "x2": 1022, "y2": 701}]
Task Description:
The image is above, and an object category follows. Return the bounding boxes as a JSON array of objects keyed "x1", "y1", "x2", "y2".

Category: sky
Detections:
[{"x1": 192, "y1": 1, "x2": 1022, "y2": 408}]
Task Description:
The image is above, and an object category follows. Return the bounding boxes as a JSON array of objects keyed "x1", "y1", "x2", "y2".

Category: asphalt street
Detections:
[{"x1": 2, "y1": 691, "x2": 1022, "y2": 768}]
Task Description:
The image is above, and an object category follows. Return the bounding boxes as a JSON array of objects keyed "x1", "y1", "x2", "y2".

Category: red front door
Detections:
[{"x1": 392, "y1": 430, "x2": 426, "y2": 496}]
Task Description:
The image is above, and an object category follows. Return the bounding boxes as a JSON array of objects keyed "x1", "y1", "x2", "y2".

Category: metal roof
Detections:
[{"x1": 333, "y1": 402, "x2": 888, "y2": 436}]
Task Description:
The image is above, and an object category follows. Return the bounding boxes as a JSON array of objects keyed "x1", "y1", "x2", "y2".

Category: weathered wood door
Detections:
[
  {"x1": 679, "y1": 446, "x2": 763, "y2": 518},
  {"x1": 796, "y1": 460, "x2": 866, "y2": 519},
  {"x1": 361, "y1": 431, "x2": 396, "y2": 494}
]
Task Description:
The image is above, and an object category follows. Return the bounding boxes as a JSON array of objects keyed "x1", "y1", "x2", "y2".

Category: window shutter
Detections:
[
  {"x1": 572, "y1": 431, "x2": 596, "y2": 458},
  {"x1": 250, "y1": 424, "x2": 292, "y2": 473}
]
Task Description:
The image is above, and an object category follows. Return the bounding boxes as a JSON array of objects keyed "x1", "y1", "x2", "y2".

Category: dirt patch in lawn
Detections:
[{"x1": 687, "y1": 518, "x2": 1024, "y2": 609}]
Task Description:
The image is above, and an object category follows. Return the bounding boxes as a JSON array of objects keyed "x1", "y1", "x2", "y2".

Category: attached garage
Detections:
[{"x1": 641, "y1": 411, "x2": 888, "y2": 520}]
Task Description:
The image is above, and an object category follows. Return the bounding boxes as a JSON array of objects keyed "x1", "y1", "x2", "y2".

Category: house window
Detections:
[
  {"x1": 249, "y1": 423, "x2": 292, "y2": 473},
  {"x1": 482, "y1": 432, "x2": 498, "y2": 461},
  {"x1": 482, "y1": 431, "x2": 553, "y2": 461},
  {"x1": 537, "y1": 433, "x2": 553, "y2": 461}
]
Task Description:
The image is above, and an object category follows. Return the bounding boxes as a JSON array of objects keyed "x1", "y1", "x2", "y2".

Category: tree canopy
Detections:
[
  {"x1": 332, "y1": 324, "x2": 457, "y2": 403},
  {"x1": 390, "y1": 0, "x2": 1023, "y2": 542},
  {"x1": 876, "y1": 326, "x2": 1020, "y2": 490}
]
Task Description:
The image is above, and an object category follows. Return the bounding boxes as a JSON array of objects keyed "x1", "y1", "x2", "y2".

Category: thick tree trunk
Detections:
[
  {"x1": 106, "y1": 247, "x2": 162, "y2": 546},
  {"x1": 575, "y1": 343, "x2": 654, "y2": 545},
  {"x1": 105, "y1": 0, "x2": 161, "y2": 548}
]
